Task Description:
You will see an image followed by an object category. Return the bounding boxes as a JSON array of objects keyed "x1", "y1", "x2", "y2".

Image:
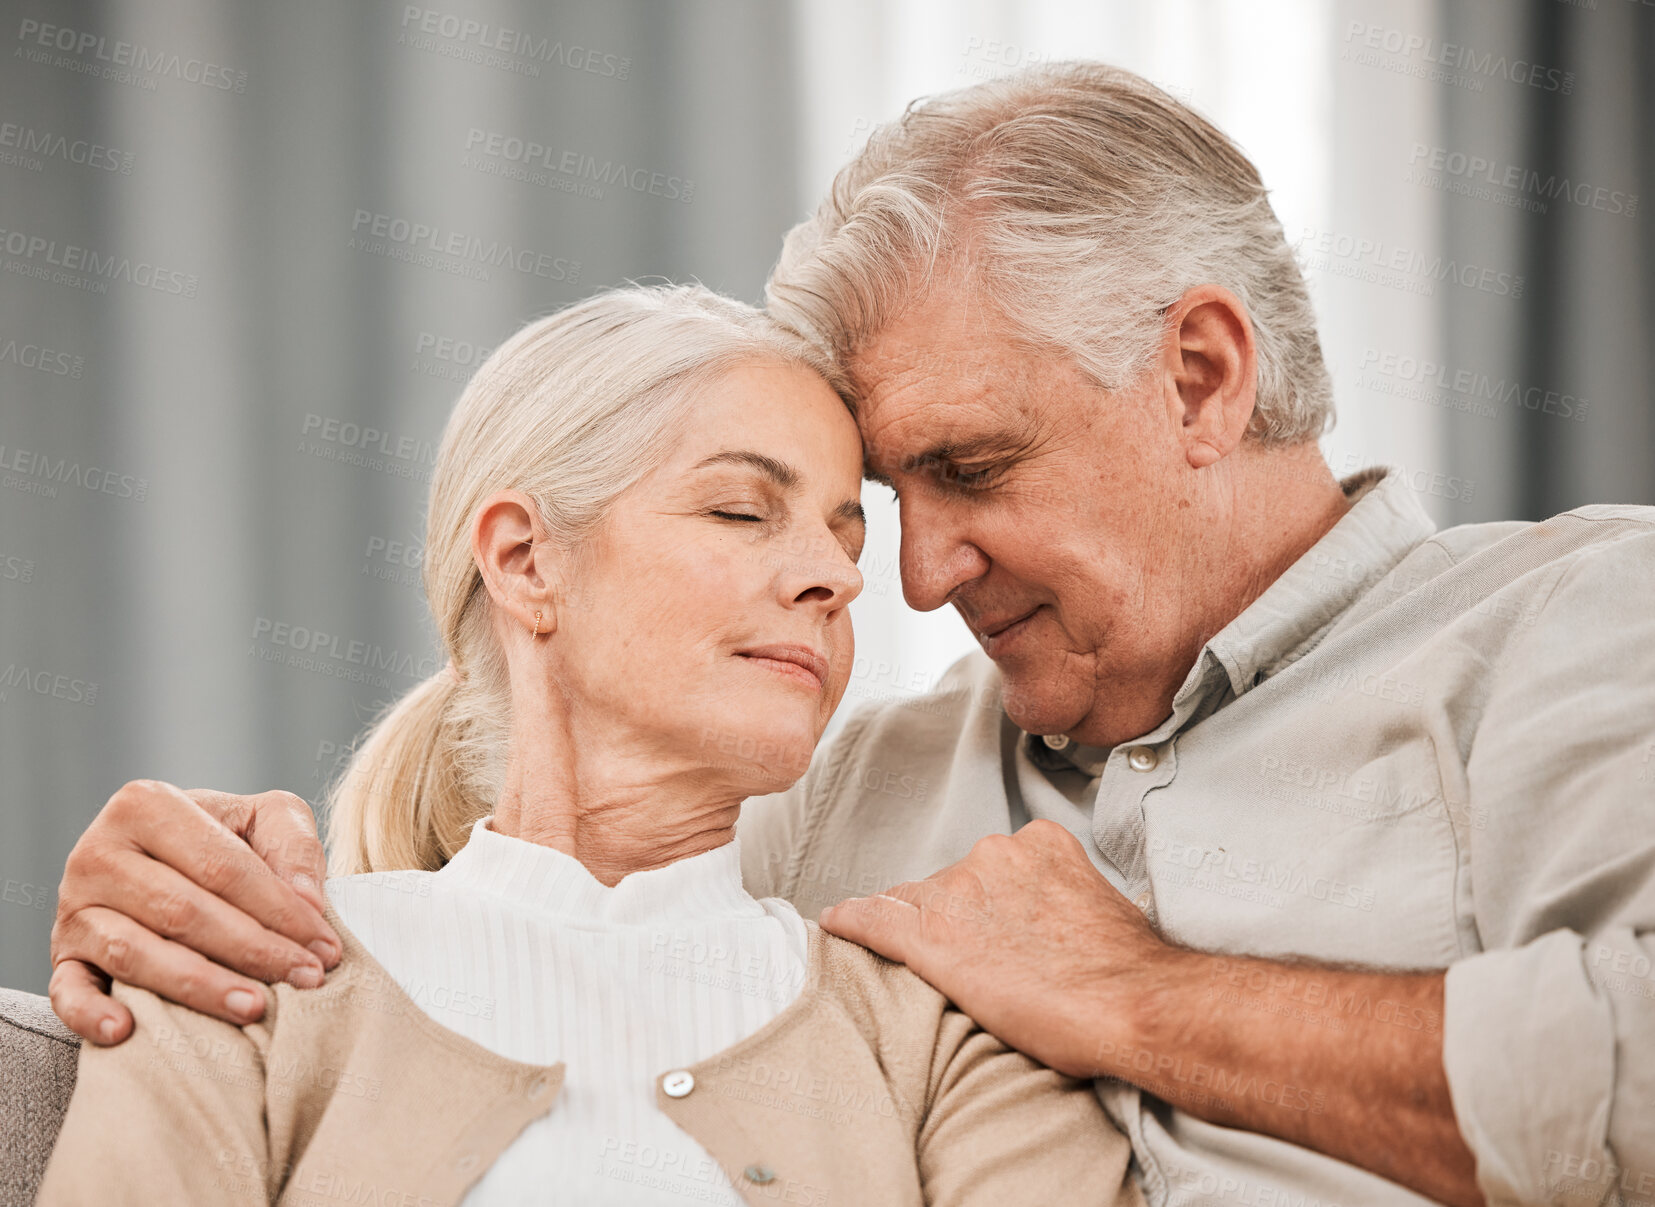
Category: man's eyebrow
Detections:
[
  {"x1": 834, "y1": 498, "x2": 866, "y2": 524},
  {"x1": 867, "y1": 434, "x2": 1026, "y2": 480},
  {"x1": 693, "y1": 449, "x2": 800, "y2": 489}
]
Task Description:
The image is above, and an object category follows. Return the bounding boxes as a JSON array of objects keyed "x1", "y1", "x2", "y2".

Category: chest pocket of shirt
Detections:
[{"x1": 1143, "y1": 700, "x2": 1465, "y2": 971}]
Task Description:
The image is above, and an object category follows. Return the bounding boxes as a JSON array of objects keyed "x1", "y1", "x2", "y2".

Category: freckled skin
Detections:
[
  {"x1": 823, "y1": 277, "x2": 1485, "y2": 1207},
  {"x1": 477, "y1": 360, "x2": 868, "y2": 883},
  {"x1": 846, "y1": 276, "x2": 1348, "y2": 747}
]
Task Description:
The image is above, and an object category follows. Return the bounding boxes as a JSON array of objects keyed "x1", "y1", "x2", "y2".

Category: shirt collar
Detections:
[{"x1": 436, "y1": 817, "x2": 765, "y2": 925}]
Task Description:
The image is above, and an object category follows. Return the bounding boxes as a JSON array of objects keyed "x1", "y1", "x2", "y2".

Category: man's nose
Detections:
[{"x1": 898, "y1": 497, "x2": 988, "y2": 612}]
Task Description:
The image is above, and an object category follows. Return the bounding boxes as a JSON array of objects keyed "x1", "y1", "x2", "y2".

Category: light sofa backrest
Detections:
[{"x1": 0, "y1": 988, "x2": 80, "y2": 1204}]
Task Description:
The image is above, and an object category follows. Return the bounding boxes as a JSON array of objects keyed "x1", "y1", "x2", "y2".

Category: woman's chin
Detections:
[{"x1": 694, "y1": 717, "x2": 816, "y2": 793}]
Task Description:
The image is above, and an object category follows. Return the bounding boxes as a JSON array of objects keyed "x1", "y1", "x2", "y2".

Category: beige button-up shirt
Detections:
[{"x1": 739, "y1": 469, "x2": 1655, "y2": 1207}]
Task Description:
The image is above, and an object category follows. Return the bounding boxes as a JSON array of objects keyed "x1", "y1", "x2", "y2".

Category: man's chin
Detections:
[{"x1": 998, "y1": 674, "x2": 1089, "y2": 740}]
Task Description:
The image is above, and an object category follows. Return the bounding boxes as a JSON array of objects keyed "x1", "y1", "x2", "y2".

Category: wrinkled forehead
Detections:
[
  {"x1": 847, "y1": 345, "x2": 1056, "y2": 483},
  {"x1": 845, "y1": 305, "x2": 1057, "y2": 459}
]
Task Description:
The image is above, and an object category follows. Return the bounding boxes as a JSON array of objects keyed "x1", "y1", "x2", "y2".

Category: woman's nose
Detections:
[{"x1": 780, "y1": 532, "x2": 863, "y2": 610}]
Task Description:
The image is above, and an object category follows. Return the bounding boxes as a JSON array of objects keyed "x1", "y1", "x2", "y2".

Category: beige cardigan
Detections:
[{"x1": 40, "y1": 906, "x2": 1141, "y2": 1206}]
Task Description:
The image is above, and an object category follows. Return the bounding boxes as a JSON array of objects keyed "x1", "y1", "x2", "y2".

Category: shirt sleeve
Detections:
[
  {"x1": 918, "y1": 1004, "x2": 1143, "y2": 1207},
  {"x1": 35, "y1": 980, "x2": 273, "y2": 1204},
  {"x1": 1449, "y1": 523, "x2": 1655, "y2": 1206}
]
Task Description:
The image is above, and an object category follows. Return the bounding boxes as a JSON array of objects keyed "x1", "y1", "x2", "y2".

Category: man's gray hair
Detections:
[{"x1": 765, "y1": 61, "x2": 1333, "y2": 444}]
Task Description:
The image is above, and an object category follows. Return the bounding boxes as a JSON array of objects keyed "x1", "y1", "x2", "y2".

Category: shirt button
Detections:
[
  {"x1": 1125, "y1": 745, "x2": 1158, "y2": 772},
  {"x1": 456, "y1": 1154, "x2": 479, "y2": 1174},
  {"x1": 526, "y1": 1074, "x2": 550, "y2": 1100},
  {"x1": 1042, "y1": 733, "x2": 1070, "y2": 750},
  {"x1": 1134, "y1": 891, "x2": 1152, "y2": 912},
  {"x1": 744, "y1": 1165, "x2": 776, "y2": 1184},
  {"x1": 662, "y1": 1070, "x2": 696, "y2": 1098}
]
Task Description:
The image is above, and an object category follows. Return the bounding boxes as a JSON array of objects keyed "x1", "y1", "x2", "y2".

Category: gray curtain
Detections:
[
  {"x1": 0, "y1": 0, "x2": 800, "y2": 994},
  {"x1": 1440, "y1": 0, "x2": 1655, "y2": 522},
  {"x1": 5, "y1": 0, "x2": 1654, "y2": 1000}
]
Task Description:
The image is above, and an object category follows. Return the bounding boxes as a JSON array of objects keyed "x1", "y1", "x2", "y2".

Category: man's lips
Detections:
[
  {"x1": 736, "y1": 644, "x2": 829, "y2": 692},
  {"x1": 976, "y1": 606, "x2": 1040, "y2": 641}
]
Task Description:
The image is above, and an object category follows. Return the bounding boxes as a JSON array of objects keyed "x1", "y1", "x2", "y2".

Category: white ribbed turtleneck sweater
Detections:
[{"x1": 326, "y1": 817, "x2": 809, "y2": 1206}]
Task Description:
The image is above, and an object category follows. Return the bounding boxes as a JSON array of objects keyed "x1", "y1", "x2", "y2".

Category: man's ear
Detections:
[
  {"x1": 1157, "y1": 284, "x2": 1258, "y2": 470},
  {"x1": 471, "y1": 490, "x2": 559, "y2": 637}
]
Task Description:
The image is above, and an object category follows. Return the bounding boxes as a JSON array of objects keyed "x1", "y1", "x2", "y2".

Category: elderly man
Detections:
[{"x1": 47, "y1": 63, "x2": 1653, "y2": 1207}]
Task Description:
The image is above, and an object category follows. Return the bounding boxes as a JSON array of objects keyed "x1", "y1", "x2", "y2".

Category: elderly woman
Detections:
[{"x1": 39, "y1": 285, "x2": 1140, "y2": 1207}]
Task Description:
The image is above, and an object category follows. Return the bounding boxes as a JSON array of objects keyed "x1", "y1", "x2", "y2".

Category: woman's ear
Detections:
[
  {"x1": 472, "y1": 490, "x2": 559, "y2": 637},
  {"x1": 1156, "y1": 284, "x2": 1258, "y2": 470}
]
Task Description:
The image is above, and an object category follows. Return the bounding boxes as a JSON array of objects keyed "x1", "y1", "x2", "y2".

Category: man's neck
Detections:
[{"x1": 1072, "y1": 444, "x2": 1352, "y2": 749}]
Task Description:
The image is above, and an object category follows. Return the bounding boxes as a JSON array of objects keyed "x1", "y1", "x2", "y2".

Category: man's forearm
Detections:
[{"x1": 1098, "y1": 950, "x2": 1482, "y2": 1207}]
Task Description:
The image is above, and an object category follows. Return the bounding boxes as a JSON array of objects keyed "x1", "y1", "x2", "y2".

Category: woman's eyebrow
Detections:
[
  {"x1": 693, "y1": 448, "x2": 861, "y2": 522},
  {"x1": 693, "y1": 449, "x2": 799, "y2": 489}
]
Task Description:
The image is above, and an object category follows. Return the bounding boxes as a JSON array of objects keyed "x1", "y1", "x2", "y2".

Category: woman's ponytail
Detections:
[{"x1": 324, "y1": 667, "x2": 475, "y2": 875}]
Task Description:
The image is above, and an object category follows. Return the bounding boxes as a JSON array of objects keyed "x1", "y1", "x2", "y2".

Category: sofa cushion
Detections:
[{"x1": 0, "y1": 988, "x2": 80, "y2": 1205}]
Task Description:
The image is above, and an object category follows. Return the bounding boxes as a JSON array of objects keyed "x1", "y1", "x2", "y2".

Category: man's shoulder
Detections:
[
  {"x1": 1366, "y1": 503, "x2": 1655, "y2": 620},
  {"x1": 1431, "y1": 503, "x2": 1655, "y2": 563}
]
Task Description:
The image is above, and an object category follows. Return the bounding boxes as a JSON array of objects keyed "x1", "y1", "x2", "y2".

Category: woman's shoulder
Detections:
[
  {"x1": 96, "y1": 915, "x2": 410, "y2": 1072},
  {"x1": 107, "y1": 975, "x2": 277, "y2": 1062},
  {"x1": 53, "y1": 918, "x2": 563, "y2": 1205},
  {"x1": 782, "y1": 922, "x2": 1009, "y2": 1124},
  {"x1": 801, "y1": 920, "x2": 951, "y2": 1044}
]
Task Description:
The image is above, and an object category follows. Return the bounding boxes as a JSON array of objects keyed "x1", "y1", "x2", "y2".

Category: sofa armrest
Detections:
[{"x1": 0, "y1": 988, "x2": 82, "y2": 1205}]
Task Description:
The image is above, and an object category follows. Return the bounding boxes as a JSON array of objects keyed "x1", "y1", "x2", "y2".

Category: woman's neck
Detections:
[{"x1": 490, "y1": 709, "x2": 745, "y2": 887}]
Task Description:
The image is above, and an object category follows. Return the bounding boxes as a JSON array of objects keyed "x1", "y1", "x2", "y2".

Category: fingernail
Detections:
[
  {"x1": 225, "y1": 988, "x2": 259, "y2": 1016},
  {"x1": 97, "y1": 1017, "x2": 117, "y2": 1043},
  {"x1": 308, "y1": 938, "x2": 340, "y2": 965},
  {"x1": 287, "y1": 962, "x2": 323, "y2": 990},
  {"x1": 291, "y1": 872, "x2": 319, "y2": 895}
]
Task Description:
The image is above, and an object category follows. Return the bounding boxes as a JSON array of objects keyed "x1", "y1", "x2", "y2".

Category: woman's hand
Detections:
[{"x1": 49, "y1": 779, "x2": 340, "y2": 1044}]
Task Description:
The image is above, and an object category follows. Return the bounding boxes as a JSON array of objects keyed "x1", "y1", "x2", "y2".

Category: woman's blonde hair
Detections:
[
  {"x1": 324, "y1": 283, "x2": 844, "y2": 874},
  {"x1": 766, "y1": 60, "x2": 1333, "y2": 443}
]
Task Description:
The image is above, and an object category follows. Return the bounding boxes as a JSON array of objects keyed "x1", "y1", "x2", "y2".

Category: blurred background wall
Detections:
[{"x1": 2, "y1": 0, "x2": 1649, "y2": 994}]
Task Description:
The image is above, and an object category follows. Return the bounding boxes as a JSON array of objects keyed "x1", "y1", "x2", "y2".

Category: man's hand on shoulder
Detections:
[
  {"x1": 50, "y1": 779, "x2": 341, "y2": 1045},
  {"x1": 818, "y1": 819, "x2": 1172, "y2": 1078},
  {"x1": 820, "y1": 819, "x2": 1484, "y2": 1207}
]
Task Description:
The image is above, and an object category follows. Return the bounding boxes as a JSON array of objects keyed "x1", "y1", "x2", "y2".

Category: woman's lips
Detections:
[{"x1": 736, "y1": 644, "x2": 828, "y2": 692}]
